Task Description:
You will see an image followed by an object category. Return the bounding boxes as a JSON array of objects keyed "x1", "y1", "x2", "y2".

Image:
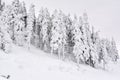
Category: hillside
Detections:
[{"x1": 0, "y1": 45, "x2": 120, "y2": 80}]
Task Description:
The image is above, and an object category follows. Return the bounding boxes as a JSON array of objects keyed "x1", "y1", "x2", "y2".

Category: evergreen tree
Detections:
[
  {"x1": 90, "y1": 26, "x2": 99, "y2": 67},
  {"x1": 10, "y1": 0, "x2": 20, "y2": 42},
  {"x1": 50, "y1": 10, "x2": 59, "y2": 55},
  {"x1": 73, "y1": 15, "x2": 84, "y2": 65},
  {"x1": 26, "y1": 4, "x2": 36, "y2": 49},
  {"x1": 0, "y1": 5, "x2": 12, "y2": 53},
  {"x1": 111, "y1": 38, "x2": 119, "y2": 62},
  {"x1": 80, "y1": 12, "x2": 90, "y2": 64},
  {"x1": 50, "y1": 10, "x2": 66, "y2": 58},
  {"x1": 38, "y1": 8, "x2": 50, "y2": 51},
  {"x1": 13, "y1": 1, "x2": 27, "y2": 46},
  {"x1": 65, "y1": 14, "x2": 74, "y2": 59}
]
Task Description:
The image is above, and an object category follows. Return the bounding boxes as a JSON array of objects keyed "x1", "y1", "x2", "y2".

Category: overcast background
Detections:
[{"x1": 3, "y1": 0, "x2": 120, "y2": 51}]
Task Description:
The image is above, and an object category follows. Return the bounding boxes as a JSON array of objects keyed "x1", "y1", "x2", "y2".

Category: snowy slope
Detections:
[{"x1": 0, "y1": 45, "x2": 120, "y2": 80}]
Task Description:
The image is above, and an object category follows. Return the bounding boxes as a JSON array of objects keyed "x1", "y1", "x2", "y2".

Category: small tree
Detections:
[{"x1": 111, "y1": 38, "x2": 119, "y2": 62}]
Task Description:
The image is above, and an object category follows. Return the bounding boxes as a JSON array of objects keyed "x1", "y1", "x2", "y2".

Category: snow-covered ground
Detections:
[{"x1": 0, "y1": 45, "x2": 120, "y2": 80}]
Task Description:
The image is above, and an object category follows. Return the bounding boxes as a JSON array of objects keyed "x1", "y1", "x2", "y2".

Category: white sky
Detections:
[{"x1": 3, "y1": 0, "x2": 120, "y2": 49}]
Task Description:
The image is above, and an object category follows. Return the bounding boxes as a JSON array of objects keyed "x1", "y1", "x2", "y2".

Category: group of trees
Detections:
[{"x1": 0, "y1": 0, "x2": 119, "y2": 69}]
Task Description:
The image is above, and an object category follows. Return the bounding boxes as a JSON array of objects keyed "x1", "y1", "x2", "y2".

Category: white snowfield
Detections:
[{"x1": 0, "y1": 45, "x2": 120, "y2": 80}]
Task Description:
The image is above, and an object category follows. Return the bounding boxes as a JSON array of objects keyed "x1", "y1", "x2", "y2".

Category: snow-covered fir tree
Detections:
[
  {"x1": 10, "y1": 0, "x2": 20, "y2": 42},
  {"x1": 90, "y1": 26, "x2": 99, "y2": 67},
  {"x1": 65, "y1": 14, "x2": 74, "y2": 59},
  {"x1": 50, "y1": 10, "x2": 64, "y2": 58},
  {"x1": 38, "y1": 8, "x2": 51, "y2": 51},
  {"x1": 0, "y1": 23, "x2": 12, "y2": 53},
  {"x1": 12, "y1": 1, "x2": 27, "y2": 46},
  {"x1": 50, "y1": 10, "x2": 60, "y2": 56},
  {"x1": 0, "y1": 5, "x2": 12, "y2": 53},
  {"x1": 57, "y1": 10, "x2": 67, "y2": 59},
  {"x1": 110, "y1": 38, "x2": 119, "y2": 62},
  {"x1": 79, "y1": 12, "x2": 90, "y2": 65},
  {"x1": 72, "y1": 15, "x2": 84, "y2": 65},
  {"x1": 50, "y1": 10, "x2": 67, "y2": 59},
  {"x1": 26, "y1": 4, "x2": 36, "y2": 49}
]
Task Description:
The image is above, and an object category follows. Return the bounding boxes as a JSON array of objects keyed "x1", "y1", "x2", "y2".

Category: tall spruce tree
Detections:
[{"x1": 26, "y1": 4, "x2": 36, "y2": 49}]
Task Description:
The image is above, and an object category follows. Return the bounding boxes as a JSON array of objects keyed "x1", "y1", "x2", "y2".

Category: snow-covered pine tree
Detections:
[
  {"x1": 26, "y1": 4, "x2": 36, "y2": 49},
  {"x1": 60, "y1": 14, "x2": 73, "y2": 60},
  {"x1": 65, "y1": 14, "x2": 74, "y2": 59},
  {"x1": 35, "y1": 17, "x2": 41, "y2": 48},
  {"x1": 19, "y1": 1, "x2": 27, "y2": 28},
  {"x1": 99, "y1": 39, "x2": 110, "y2": 69},
  {"x1": 14, "y1": 14, "x2": 25, "y2": 46},
  {"x1": 13, "y1": 1, "x2": 27, "y2": 46},
  {"x1": 36, "y1": 8, "x2": 44, "y2": 49},
  {"x1": 0, "y1": 23, "x2": 12, "y2": 53},
  {"x1": 58, "y1": 10, "x2": 68, "y2": 59},
  {"x1": 90, "y1": 26, "x2": 99, "y2": 67},
  {"x1": 80, "y1": 12, "x2": 90, "y2": 65},
  {"x1": 50, "y1": 10, "x2": 59, "y2": 55},
  {"x1": 47, "y1": 15, "x2": 53, "y2": 52},
  {"x1": 110, "y1": 38, "x2": 119, "y2": 62},
  {"x1": 38, "y1": 8, "x2": 50, "y2": 51},
  {"x1": 10, "y1": 0, "x2": 20, "y2": 42},
  {"x1": 0, "y1": 6, "x2": 12, "y2": 53},
  {"x1": 72, "y1": 15, "x2": 84, "y2": 65},
  {"x1": 50, "y1": 10, "x2": 67, "y2": 59},
  {"x1": 0, "y1": 5, "x2": 13, "y2": 43}
]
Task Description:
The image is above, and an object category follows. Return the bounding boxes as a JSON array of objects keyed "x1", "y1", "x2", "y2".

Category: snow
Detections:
[{"x1": 0, "y1": 45, "x2": 120, "y2": 80}]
